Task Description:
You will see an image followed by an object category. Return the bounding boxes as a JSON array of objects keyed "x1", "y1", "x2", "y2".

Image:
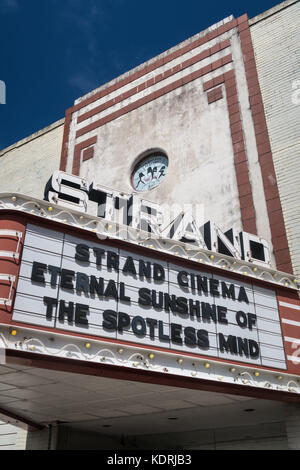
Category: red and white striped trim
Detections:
[{"x1": 279, "y1": 301, "x2": 300, "y2": 311}]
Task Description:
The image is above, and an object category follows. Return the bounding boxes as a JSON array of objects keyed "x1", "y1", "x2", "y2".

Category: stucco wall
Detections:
[
  {"x1": 65, "y1": 16, "x2": 274, "y2": 255},
  {"x1": 80, "y1": 77, "x2": 242, "y2": 232}
]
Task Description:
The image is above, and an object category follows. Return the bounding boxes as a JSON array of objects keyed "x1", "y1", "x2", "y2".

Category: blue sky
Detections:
[{"x1": 0, "y1": 0, "x2": 280, "y2": 151}]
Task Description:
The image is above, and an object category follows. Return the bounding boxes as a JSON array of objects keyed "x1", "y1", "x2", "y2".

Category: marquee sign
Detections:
[
  {"x1": 45, "y1": 171, "x2": 271, "y2": 268},
  {"x1": 0, "y1": 200, "x2": 299, "y2": 398},
  {"x1": 12, "y1": 223, "x2": 286, "y2": 369}
]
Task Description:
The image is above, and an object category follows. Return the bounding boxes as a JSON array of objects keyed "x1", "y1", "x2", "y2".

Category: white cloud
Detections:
[
  {"x1": 58, "y1": 0, "x2": 109, "y2": 96},
  {"x1": 68, "y1": 70, "x2": 98, "y2": 95}
]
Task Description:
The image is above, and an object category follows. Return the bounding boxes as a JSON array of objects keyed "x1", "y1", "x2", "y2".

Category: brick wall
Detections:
[
  {"x1": 250, "y1": 0, "x2": 300, "y2": 277},
  {"x1": 0, "y1": 119, "x2": 64, "y2": 200}
]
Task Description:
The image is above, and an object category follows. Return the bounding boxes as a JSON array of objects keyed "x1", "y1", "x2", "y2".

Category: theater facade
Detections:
[{"x1": 0, "y1": 0, "x2": 299, "y2": 450}]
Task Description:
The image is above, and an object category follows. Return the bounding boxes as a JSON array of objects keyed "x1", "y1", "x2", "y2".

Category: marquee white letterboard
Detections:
[{"x1": 13, "y1": 224, "x2": 287, "y2": 369}]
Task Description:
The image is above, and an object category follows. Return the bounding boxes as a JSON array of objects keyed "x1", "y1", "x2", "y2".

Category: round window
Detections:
[{"x1": 131, "y1": 152, "x2": 168, "y2": 192}]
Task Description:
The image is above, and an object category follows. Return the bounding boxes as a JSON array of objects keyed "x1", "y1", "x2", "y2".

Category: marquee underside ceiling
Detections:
[{"x1": 0, "y1": 360, "x2": 287, "y2": 436}]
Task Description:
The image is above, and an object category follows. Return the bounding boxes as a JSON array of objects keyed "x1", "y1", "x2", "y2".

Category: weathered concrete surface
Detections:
[
  {"x1": 80, "y1": 77, "x2": 242, "y2": 233},
  {"x1": 67, "y1": 20, "x2": 246, "y2": 239},
  {"x1": 66, "y1": 18, "x2": 276, "y2": 267}
]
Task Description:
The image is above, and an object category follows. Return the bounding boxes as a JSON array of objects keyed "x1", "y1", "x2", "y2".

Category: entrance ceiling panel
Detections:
[{"x1": 0, "y1": 363, "x2": 287, "y2": 436}]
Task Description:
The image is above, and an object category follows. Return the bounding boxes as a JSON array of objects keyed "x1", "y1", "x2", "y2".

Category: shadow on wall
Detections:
[{"x1": 25, "y1": 421, "x2": 289, "y2": 450}]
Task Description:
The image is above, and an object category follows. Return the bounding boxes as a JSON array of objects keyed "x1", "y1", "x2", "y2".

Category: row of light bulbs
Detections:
[
  {"x1": 83, "y1": 340, "x2": 298, "y2": 383},
  {"x1": 8, "y1": 328, "x2": 300, "y2": 388}
]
